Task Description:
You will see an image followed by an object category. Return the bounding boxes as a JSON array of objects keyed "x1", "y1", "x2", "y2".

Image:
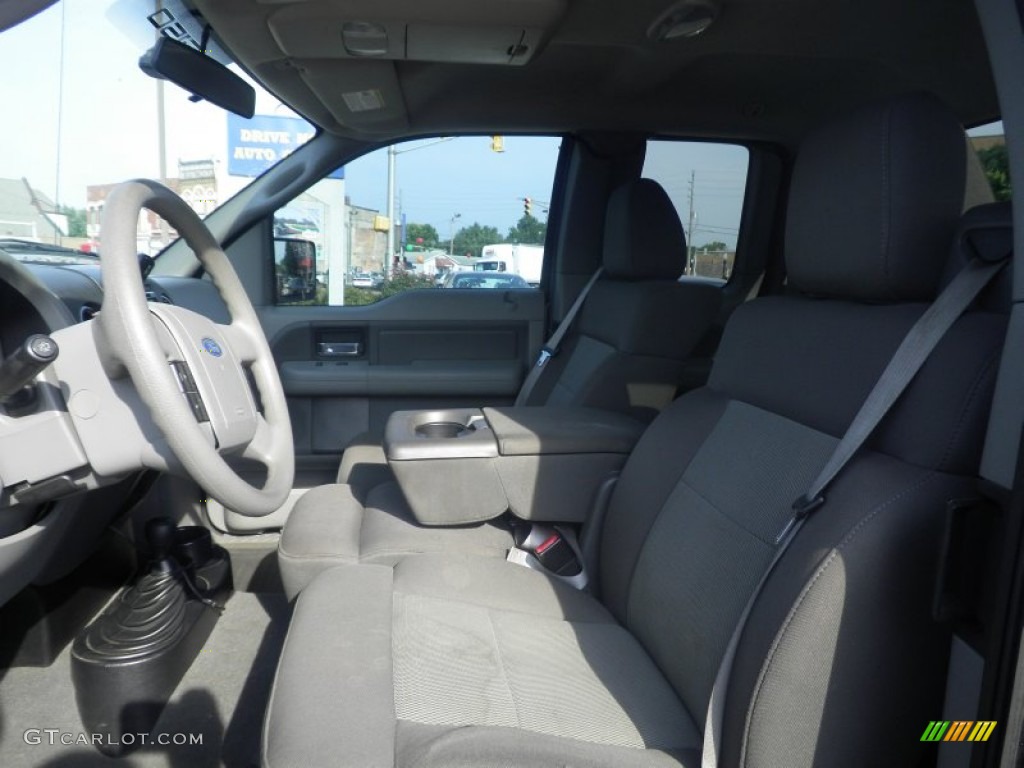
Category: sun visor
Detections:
[{"x1": 297, "y1": 59, "x2": 410, "y2": 134}]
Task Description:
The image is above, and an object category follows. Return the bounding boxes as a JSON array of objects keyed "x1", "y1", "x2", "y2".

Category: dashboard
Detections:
[
  {"x1": 15, "y1": 263, "x2": 233, "y2": 328},
  {"x1": 0, "y1": 253, "x2": 225, "y2": 602},
  {"x1": 0, "y1": 254, "x2": 233, "y2": 509}
]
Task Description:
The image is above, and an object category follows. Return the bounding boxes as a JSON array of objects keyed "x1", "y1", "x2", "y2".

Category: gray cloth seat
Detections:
[
  {"x1": 278, "y1": 481, "x2": 515, "y2": 598},
  {"x1": 265, "y1": 93, "x2": 1009, "y2": 766},
  {"x1": 266, "y1": 555, "x2": 703, "y2": 768},
  {"x1": 335, "y1": 177, "x2": 721, "y2": 490}
]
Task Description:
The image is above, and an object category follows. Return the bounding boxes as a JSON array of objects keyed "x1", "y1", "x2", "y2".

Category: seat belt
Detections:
[
  {"x1": 515, "y1": 268, "x2": 604, "y2": 406},
  {"x1": 701, "y1": 255, "x2": 1007, "y2": 768}
]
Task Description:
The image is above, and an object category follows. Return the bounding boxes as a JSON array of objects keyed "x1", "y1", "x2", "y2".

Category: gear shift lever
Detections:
[
  {"x1": 144, "y1": 517, "x2": 179, "y2": 573},
  {"x1": 72, "y1": 517, "x2": 233, "y2": 756}
]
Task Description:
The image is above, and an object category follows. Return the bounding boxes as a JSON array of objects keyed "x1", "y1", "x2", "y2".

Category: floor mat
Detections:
[{"x1": 0, "y1": 591, "x2": 291, "y2": 768}]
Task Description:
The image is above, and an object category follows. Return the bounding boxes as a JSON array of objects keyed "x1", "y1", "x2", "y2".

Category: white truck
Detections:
[{"x1": 474, "y1": 243, "x2": 544, "y2": 286}]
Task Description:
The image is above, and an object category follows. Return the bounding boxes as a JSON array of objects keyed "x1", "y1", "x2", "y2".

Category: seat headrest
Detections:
[
  {"x1": 602, "y1": 179, "x2": 687, "y2": 280},
  {"x1": 786, "y1": 93, "x2": 967, "y2": 302}
]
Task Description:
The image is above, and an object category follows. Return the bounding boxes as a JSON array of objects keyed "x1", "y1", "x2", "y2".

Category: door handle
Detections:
[{"x1": 318, "y1": 342, "x2": 362, "y2": 357}]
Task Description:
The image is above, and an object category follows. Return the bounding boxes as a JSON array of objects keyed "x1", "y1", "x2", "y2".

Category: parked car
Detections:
[
  {"x1": 0, "y1": 238, "x2": 98, "y2": 266},
  {"x1": 441, "y1": 271, "x2": 531, "y2": 289},
  {"x1": 350, "y1": 273, "x2": 375, "y2": 288}
]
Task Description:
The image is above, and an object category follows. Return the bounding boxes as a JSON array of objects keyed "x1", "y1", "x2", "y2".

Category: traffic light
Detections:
[
  {"x1": 524, "y1": 197, "x2": 532, "y2": 216},
  {"x1": 490, "y1": 135, "x2": 504, "y2": 153}
]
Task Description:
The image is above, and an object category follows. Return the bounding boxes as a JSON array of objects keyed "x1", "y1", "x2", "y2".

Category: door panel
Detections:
[
  {"x1": 213, "y1": 288, "x2": 543, "y2": 533},
  {"x1": 279, "y1": 360, "x2": 522, "y2": 397},
  {"x1": 263, "y1": 287, "x2": 544, "y2": 464}
]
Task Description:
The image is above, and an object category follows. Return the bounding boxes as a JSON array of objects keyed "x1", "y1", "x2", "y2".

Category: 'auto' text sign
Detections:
[{"x1": 227, "y1": 114, "x2": 344, "y2": 178}]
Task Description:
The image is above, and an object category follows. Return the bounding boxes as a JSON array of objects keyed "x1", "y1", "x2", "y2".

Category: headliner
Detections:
[{"x1": 193, "y1": 0, "x2": 998, "y2": 148}]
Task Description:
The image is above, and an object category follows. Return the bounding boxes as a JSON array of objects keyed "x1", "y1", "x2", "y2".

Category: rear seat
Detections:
[{"x1": 336, "y1": 178, "x2": 722, "y2": 491}]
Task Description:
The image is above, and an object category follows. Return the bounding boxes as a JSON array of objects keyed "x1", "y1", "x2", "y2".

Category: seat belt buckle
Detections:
[
  {"x1": 508, "y1": 524, "x2": 587, "y2": 587},
  {"x1": 536, "y1": 346, "x2": 556, "y2": 368},
  {"x1": 532, "y1": 532, "x2": 581, "y2": 576}
]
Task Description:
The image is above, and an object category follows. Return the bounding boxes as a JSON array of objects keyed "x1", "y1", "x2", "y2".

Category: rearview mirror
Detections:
[{"x1": 139, "y1": 37, "x2": 255, "y2": 118}]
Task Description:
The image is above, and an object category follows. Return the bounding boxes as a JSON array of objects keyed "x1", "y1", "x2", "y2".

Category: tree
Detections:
[
  {"x1": 506, "y1": 214, "x2": 546, "y2": 245},
  {"x1": 697, "y1": 240, "x2": 729, "y2": 252},
  {"x1": 379, "y1": 272, "x2": 436, "y2": 297},
  {"x1": 405, "y1": 222, "x2": 440, "y2": 249},
  {"x1": 58, "y1": 205, "x2": 87, "y2": 237},
  {"x1": 977, "y1": 144, "x2": 1012, "y2": 201},
  {"x1": 453, "y1": 222, "x2": 502, "y2": 257}
]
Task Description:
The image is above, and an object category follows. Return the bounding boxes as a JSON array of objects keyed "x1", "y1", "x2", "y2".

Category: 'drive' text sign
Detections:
[{"x1": 227, "y1": 114, "x2": 344, "y2": 179}]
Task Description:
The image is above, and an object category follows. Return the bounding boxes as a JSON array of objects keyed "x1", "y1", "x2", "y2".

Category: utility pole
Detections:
[
  {"x1": 155, "y1": 1, "x2": 170, "y2": 249},
  {"x1": 384, "y1": 137, "x2": 454, "y2": 276},
  {"x1": 449, "y1": 213, "x2": 461, "y2": 255},
  {"x1": 385, "y1": 144, "x2": 396, "y2": 279},
  {"x1": 53, "y1": 0, "x2": 66, "y2": 244},
  {"x1": 687, "y1": 170, "x2": 696, "y2": 275}
]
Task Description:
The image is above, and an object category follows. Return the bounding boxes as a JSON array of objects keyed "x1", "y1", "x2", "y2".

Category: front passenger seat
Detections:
[
  {"x1": 264, "y1": 93, "x2": 1006, "y2": 766},
  {"x1": 277, "y1": 180, "x2": 722, "y2": 597},
  {"x1": 336, "y1": 178, "x2": 721, "y2": 491}
]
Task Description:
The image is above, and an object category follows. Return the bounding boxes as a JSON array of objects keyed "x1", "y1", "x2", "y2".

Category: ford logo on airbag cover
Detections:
[{"x1": 201, "y1": 337, "x2": 223, "y2": 357}]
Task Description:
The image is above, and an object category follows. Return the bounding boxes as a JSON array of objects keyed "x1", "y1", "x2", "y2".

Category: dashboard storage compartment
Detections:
[{"x1": 384, "y1": 406, "x2": 644, "y2": 526}]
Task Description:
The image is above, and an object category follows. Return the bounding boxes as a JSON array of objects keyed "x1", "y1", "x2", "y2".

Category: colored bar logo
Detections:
[{"x1": 921, "y1": 721, "x2": 997, "y2": 742}]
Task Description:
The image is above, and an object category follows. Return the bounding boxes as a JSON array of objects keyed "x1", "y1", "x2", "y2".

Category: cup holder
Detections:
[{"x1": 415, "y1": 421, "x2": 474, "y2": 439}]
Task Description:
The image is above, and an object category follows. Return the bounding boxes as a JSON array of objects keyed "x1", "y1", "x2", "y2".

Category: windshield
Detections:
[{"x1": 0, "y1": 0, "x2": 295, "y2": 264}]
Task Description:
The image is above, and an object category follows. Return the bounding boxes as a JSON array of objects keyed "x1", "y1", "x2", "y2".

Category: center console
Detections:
[{"x1": 384, "y1": 406, "x2": 644, "y2": 526}]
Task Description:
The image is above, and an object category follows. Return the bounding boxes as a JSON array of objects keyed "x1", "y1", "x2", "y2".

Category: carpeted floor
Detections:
[{"x1": 0, "y1": 591, "x2": 291, "y2": 768}]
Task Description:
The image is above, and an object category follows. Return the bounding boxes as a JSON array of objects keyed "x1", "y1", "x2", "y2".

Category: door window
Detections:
[{"x1": 273, "y1": 136, "x2": 561, "y2": 306}]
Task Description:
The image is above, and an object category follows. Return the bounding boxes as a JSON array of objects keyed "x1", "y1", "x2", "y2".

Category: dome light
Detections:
[{"x1": 647, "y1": 0, "x2": 719, "y2": 41}]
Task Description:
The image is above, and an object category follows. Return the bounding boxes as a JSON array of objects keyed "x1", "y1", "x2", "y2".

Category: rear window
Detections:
[
  {"x1": 641, "y1": 140, "x2": 749, "y2": 280},
  {"x1": 969, "y1": 122, "x2": 1011, "y2": 201}
]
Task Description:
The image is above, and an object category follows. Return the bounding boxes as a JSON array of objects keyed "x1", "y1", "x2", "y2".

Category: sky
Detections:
[
  {"x1": 0, "y1": 0, "x2": 750, "y2": 248},
  {"x1": 341, "y1": 137, "x2": 750, "y2": 248},
  {"x1": 0, "y1": 0, "x2": 287, "y2": 207},
  {"x1": 0, "y1": 0, "x2": 1003, "y2": 251},
  {"x1": 343, "y1": 137, "x2": 563, "y2": 242},
  {"x1": 0, "y1": 1, "x2": 566, "y2": 239}
]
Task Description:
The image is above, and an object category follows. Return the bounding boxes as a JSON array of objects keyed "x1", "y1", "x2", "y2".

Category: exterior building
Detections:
[
  {"x1": 692, "y1": 248, "x2": 736, "y2": 280},
  {"x1": 970, "y1": 134, "x2": 1006, "y2": 152},
  {"x1": 348, "y1": 204, "x2": 388, "y2": 274},
  {"x1": 0, "y1": 178, "x2": 65, "y2": 243},
  {"x1": 417, "y1": 252, "x2": 473, "y2": 278},
  {"x1": 86, "y1": 160, "x2": 220, "y2": 254},
  {"x1": 177, "y1": 160, "x2": 218, "y2": 216}
]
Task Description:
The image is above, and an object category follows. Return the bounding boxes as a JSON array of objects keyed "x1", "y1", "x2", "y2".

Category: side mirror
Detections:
[
  {"x1": 274, "y1": 238, "x2": 321, "y2": 304},
  {"x1": 139, "y1": 38, "x2": 255, "y2": 118}
]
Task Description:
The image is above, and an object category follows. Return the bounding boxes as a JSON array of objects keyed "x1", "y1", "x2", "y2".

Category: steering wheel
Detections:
[{"x1": 96, "y1": 179, "x2": 293, "y2": 516}]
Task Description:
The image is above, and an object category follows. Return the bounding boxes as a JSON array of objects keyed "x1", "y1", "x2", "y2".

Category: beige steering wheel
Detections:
[{"x1": 96, "y1": 179, "x2": 293, "y2": 516}]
